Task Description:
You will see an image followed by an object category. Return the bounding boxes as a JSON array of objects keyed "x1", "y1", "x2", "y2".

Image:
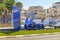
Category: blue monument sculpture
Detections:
[
  {"x1": 12, "y1": 6, "x2": 20, "y2": 30},
  {"x1": 24, "y1": 12, "x2": 36, "y2": 30},
  {"x1": 24, "y1": 12, "x2": 45, "y2": 30}
]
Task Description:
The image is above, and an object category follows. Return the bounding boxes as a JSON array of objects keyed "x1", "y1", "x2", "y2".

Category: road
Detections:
[{"x1": 0, "y1": 34, "x2": 60, "y2": 40}]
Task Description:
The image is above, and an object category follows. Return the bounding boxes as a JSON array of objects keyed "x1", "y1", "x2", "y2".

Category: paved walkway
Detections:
[{"x1": 0, "y1": 33, "x2": 60, "y2": 40}]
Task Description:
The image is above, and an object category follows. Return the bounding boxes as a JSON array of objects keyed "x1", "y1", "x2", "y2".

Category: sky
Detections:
[{"x1": 16, "y1": 0, "x2": 60, "y2": 10}]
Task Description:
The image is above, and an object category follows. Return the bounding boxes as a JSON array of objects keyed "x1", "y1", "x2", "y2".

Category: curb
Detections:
[{"x1": 0, "y1": 32, "x2": 60, "y2": 38}]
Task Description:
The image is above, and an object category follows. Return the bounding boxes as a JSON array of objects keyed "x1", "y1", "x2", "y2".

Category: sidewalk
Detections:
[{"x1": 0, "y1": 32, "x2": 60, "y2": 39}]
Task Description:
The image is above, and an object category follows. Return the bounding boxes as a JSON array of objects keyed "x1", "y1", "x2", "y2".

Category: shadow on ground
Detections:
[{"x1": 0, "y1": 29, "x2": 20, "y2": 35}]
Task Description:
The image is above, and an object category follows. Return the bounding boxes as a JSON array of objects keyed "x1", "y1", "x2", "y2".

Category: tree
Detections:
[
  {"x1": 1, "y1": 0, "x2": 15, "y2": 24},
  {"x1": 16, "y1": 2, "x2": 23, "y2": 9},
  {"x1": 3, "y1": 0, "x2": 15, "y2": 19},
  {"x1": 0, "y1": 3, "x2": 6, "y2": 16},
  {"x1": 0, "y1": 0, "x2": 3, "y2": 3},
  {"x1": 3, "y1": 0, "x2": 15, "y2": 11}
]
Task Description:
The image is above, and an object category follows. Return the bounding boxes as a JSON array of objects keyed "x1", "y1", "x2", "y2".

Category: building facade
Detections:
[
  {"x1": 46, "y1": 2, "x2": 60, "y2": 19},
  {"x1": 52, "y1": 2, "x2": 60, "y2": 19},
  {"x1": 28, "y1": 6, "x2": 46, "y2": 19},
  {"x1": 45, "y1": 7, "x2": 55, "y2": 19},
  {"x1": 21, "y1": 2, "x2": 60, "y2": 20}
]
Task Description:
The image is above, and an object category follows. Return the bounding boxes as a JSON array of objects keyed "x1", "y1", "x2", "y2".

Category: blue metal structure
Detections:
[
  {"x1": 12, "y1": 6, "x2": 20, "y2": 30},
  {"x1": 24, "y1": 12, "x2": 35, "y2": 30},
  {"x1": 25, "y1": 12, "x2": 35, "y2": 26},
  {"x1": 24, "y1": 12, "x2": 45, "y2": 30}
]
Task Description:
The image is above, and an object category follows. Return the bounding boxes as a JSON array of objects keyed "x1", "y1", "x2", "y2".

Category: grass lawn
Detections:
[{"x1": 0, "y1": 28, "x2": 60, "y2": 36}]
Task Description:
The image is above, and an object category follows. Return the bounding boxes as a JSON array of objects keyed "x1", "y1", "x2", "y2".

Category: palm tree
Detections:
[
  {"x1": 0, "y1": 3, "x2": 7, "y2": 23},
  {"x1": 3, "y1": 0, "x2": 15, "y2": 11},
  {"x1": 2, "y1": 0, "x2": 15, "y2": 24},
  {"x1": 3, "y1": 0, "x2": 15, "y2": 16}
]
